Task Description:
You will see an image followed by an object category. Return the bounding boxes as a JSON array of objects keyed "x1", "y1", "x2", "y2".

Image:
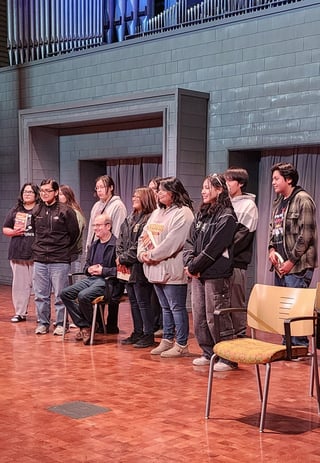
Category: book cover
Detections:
[
  {"x1": 141, "y1": 229, "x2": 157, "y2": 251},
  {"x1": 117, "y1": 264, "x2": 131, "y2": 282},
  {"x1": 274, "y1": 251, "x2": 284, "y2": 278},
  {"x1": 14, "y1": 212, "x2": 29, "y2": 231}
]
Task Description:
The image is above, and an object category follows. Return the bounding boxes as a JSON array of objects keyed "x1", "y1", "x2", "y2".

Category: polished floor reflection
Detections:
[{"x1": 1, "y1": 284, "x2": 320, "y2": 463}]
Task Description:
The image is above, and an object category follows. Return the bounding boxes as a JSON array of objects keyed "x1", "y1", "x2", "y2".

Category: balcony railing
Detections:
[
  {"x1": 7, "y1": 0, "x2": 303, "y2": 66},
  {"x1": 133, "y1": 0, "x2": 302, "y2": 37}
]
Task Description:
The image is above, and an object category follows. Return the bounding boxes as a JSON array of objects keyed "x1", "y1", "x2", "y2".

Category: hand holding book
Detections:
[
  {"x1": 274, "y1": 251, "x2": 284, "y2": 278},
  {"x1": 13, "y1": 212, "x2": 29, "y2": 235}
]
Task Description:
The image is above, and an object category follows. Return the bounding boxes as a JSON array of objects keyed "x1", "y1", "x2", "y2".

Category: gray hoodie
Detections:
[{"x1": 137, "y1": 205, "x2": 194, "y2": 284}]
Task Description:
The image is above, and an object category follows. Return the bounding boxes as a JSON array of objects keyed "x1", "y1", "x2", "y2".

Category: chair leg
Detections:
[
  {"x1": 259, "y1": 363, "x2": 271, "y2": 432},
  {"x1": 255, "y1": 364, "x2": 263, "y2": 402},
  {"x1": 205, "y1": 354, "x2": 217, "y2": 419},
  {"x1": 90, "y1": 303, "x2": 98, "y2": 346},
  {"x1": 99, "y1": 303, "x2": 106, "y2": 334},
  {"x1": 62, "y1": 308, "x2": 68, "y2": 341},
  {"x1": 310, "y1": 338, "x2": 320, "y2": 412}
]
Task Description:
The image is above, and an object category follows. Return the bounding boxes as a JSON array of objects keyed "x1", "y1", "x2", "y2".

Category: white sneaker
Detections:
[
  {"x1": 35, "y1": 324, "x2": 49, "y2": 335},
  {"x1": 150, "y1": 339, "x2": 174, "y2": 355},
  {"x1": 193, "y1": 356, "x2": 211, "y2": 366},
  {"x1": 214, "y1": 360, "x2": 238, "y2": 372},
  {"x1": 53, "y1": 325, "x2": 69, "y2": 336}
]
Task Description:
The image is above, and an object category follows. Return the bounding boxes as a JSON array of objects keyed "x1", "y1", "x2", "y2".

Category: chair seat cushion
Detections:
[
  {"x1": 213, "y1": 338, "x2": 308, "y2": 364},
  {"x1": 91, "y1": 295, "x2": 105, "y2": 304}
]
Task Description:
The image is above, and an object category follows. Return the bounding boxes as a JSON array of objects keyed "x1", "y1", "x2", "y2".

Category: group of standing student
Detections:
[{"x1": 3, "y1": 162, "x2": 317, "y2": 362}]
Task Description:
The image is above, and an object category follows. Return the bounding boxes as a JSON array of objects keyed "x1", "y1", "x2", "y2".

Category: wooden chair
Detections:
[
  {"x1": 205, "y1": 283, "x2": 320, "y2": 432},
  {"x1": 62, "y1": 273, "x2": 116, "y2": 345}
]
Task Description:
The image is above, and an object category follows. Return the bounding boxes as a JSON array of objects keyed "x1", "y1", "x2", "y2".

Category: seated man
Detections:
[{"x1": 60, "y1": 213, "x2": 117, "y2": 345}]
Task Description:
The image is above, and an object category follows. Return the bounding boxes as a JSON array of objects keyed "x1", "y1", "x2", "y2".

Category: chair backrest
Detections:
[
  {"x1": 247, "y1": 284, "x2": 317, "y2": 336},
  {"x1": 315, "y1": 282, "x2": 320, "y2": 311}
]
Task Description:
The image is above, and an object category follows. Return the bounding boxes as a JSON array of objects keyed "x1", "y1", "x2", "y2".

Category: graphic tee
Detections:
[{"x1": 271, "y1": 197, "x2": 289, "y2": 261}]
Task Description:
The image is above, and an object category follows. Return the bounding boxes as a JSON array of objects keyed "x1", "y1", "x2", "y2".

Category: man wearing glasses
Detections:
[
  {"x1": 85, "y1": 175, "x2": 127, "y2": 334},
  {"x1": 32, "y1": 179, "x2": 80, "y2": 335},
  {"x1": 60, "y1": 214, "x2": 117, "y2": 345}
]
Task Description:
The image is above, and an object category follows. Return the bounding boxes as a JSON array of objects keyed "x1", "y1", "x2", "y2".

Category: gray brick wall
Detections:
[{"x1": 0, "y1": 2, "x2": 320, "y2": 283}]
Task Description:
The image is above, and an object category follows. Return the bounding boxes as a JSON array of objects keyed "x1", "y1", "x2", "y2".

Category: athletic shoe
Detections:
[
  {"x1": 192, "y1": 356, "x2": 211, "y2": 366},
  {"x1": 35, "y1": 324, "x2": 49, "y2": 335},
  {"x1": 11, "y1": 315, "x2": 26, "y2": 323}
]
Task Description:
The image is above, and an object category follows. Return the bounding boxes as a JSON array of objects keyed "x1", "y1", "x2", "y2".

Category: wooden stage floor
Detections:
[{"x1": 0, "y1": 284, "x2": 320, "y2": 462}]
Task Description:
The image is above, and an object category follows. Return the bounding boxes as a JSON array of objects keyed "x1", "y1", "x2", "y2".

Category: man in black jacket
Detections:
[
  {"x1": 60, "y1": 213, "x2": 117, "y2": 344},
  {"x1": 33, "y1": 178, "x2": 79, "y2": 336}
]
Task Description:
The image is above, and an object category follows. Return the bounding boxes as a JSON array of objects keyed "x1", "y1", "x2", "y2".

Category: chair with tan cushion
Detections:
[{"x1": 205, "y1": 283, "x2": 320, "y2": 432}]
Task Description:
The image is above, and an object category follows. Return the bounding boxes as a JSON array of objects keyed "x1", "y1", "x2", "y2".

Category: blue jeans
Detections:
[
  {"x1": 275, "y1": 269, "x2": 314, "y2": 347},
  {"x1": 60, "y1": 276, "x2": 106, "y2": 328},
  {"x1": 153, "y1": 284, "x2": 189, "y2": 346},
  {"x1": 33, "y1": 262, "x2": 70, "y2": 326},
  {"x1": 126, "y1": 281, "x2": 154, "y2": 335}
]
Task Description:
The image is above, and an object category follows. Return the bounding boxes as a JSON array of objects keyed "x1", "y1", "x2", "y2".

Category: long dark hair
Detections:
[
  {"x1": 133, "y1": 187, "x2": 157, "y2": 214},
  {"x1": 16, "y1": 183, "x2": 40, "y2": 209},
  {"x1": 158, "y1": 177, "x2": 193, "y2": 211},
  {"x1": 60, "y1": 184, "x2": 84, "y2": 215},
  {"x1": 200, "y1": 173, "x2": 233, "y2": 216}
]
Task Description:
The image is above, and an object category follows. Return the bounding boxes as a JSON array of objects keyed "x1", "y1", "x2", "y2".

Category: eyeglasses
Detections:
[
  {"x1": 40, "y1": 189, "x2": 54, "y2": 194},
  {"x1": 93, "y1": 223, "x2": 110, "y2": 228},
  {"x1": 210, "y1": 173, "x2": 223, "y2": 187},
  {"x1": 23, "y1": 190, "x2": 35, "y2": 194}
]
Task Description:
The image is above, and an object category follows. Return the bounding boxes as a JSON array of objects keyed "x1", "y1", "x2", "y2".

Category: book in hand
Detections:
[
  {"x1": 274, "y1": 251, "x2": 284, "y2": 278},
  {"x1": 14, "y1": 212, "x2": 29, "y2": 231},
  {"x1": 141, "y1": 229, "x2": 156, "y2": 251},
  {"x1": 117, "y1": 264, "x2": 131, "y2": 282}
]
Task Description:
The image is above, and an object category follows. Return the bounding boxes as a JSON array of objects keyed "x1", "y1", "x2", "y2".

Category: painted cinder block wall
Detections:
[{"x1": 0, "y1": 2, "x2": 319, "y2": 283}]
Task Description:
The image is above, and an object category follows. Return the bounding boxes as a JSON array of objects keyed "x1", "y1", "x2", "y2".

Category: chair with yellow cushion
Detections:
[{"x1": 205, "y1": 283, "x2": 320, "y2": 432}]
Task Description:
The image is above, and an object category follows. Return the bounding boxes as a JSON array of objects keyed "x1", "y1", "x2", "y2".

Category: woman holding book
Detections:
[
  {"x1": 137, "y1": 177, "x2": 194, "y2": 358},
  {"x1": 2, "y1": 183, "x2": 40, "y2": 322},
  {"x1": 116, "y1": 187, "x2": 157, "y2": 348}
]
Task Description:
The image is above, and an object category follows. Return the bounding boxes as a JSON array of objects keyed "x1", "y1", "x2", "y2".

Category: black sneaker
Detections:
[
  {"x1": 11, "y1": 315, "x2": 26, "y2": 323},
  {"x1": 133, "y1": 334, "x2": 155, "y2": 348},
  {"x1": 121, "y1": 332, "x2": 143, "y2": 345}
]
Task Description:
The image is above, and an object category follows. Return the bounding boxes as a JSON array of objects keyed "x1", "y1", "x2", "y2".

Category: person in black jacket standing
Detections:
[
  {"x1": 32, "y1": 179, "x2": 79, "y2": 336},
  {"x1": 60, "y1": 213, "x2": 117, "y2": 345},
  {"x1": 116, "y1": 187, "x2": 157, "y2": 348},
  {"x1": 184, "y1": 174, "x2": 238, "y2": 371}
]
